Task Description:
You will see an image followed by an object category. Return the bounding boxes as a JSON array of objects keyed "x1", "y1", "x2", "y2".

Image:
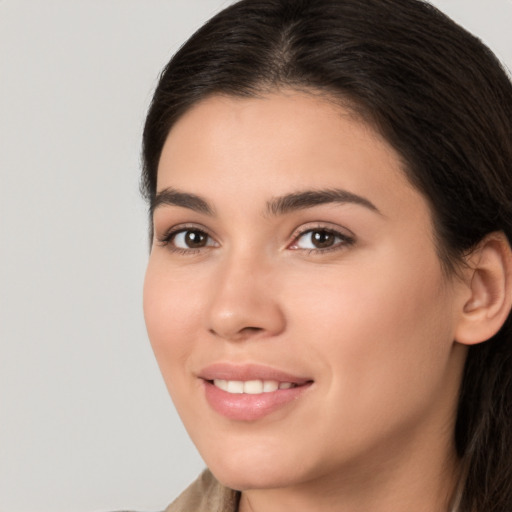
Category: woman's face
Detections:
[{"x1": 144, "y1": 91, "x2": 467, "y2": 492}]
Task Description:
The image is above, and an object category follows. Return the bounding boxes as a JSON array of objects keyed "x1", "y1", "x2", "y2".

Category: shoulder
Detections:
[{"x1": 164, "y1": 469, "x2": 240, "y2": 512}]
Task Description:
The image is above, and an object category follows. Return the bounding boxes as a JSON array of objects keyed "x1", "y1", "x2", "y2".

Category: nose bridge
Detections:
[{"x1": 206, "y1": 246, "x2": 285, "y2": 340}]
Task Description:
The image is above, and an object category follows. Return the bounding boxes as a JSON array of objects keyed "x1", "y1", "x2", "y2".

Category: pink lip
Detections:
[{"x1": 198, "y1": 363, "x2": 313, "y2": 421}]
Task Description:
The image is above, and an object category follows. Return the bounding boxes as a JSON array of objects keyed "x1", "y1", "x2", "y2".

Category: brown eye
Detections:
[
  {"x1": 185, "y1": 230, "x2": 207, "y2": 248},
  {"x1": 171, "y1": 229, "x2": 214, "y2": 249},
  {"x1": 310, "y1": 230, "x2": 336, "y2": 248},
  {"x1": 291, "y1": 228, "x2": 354, "y2": 252}
]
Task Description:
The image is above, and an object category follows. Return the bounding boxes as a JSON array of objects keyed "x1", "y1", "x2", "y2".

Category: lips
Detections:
[{"x1": 198, "y1": 363, "x2": 313, "y2": 421}]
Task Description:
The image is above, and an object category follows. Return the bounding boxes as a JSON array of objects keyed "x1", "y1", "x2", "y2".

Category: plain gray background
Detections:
[{"x1": 1, "y1": 1, "x2": 511, "y2": 511}]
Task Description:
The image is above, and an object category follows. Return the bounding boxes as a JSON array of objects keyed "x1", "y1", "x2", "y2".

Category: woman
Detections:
[{"x1": 141, "y1": 0, "x2": 512, "y2": 511}]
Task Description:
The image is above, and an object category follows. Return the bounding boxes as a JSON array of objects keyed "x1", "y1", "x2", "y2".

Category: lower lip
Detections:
[{"x1": 203, "y1": 380, "x2": 312, "y2": 421}]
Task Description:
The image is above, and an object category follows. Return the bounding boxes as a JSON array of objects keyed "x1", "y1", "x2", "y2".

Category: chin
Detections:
[
  {"x1": 201, "y1": 442, "x2": 309, "y2": 491},
  {"x1": 211, "y1": 464, "x2": 300, "y2": 492}
]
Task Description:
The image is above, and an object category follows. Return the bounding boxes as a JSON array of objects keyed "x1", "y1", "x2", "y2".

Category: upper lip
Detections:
[{"x1": 198, "y1": 363, "x2": 312, "y2": 385}]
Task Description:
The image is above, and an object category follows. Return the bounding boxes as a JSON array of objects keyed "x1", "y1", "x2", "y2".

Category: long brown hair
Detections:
[{"x1": 142, "y1": 1, "x2": 512, "y2": 510}]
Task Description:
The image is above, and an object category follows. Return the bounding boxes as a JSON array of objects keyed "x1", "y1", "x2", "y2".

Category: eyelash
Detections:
[
  {"x1": 156, "y1": 225, "x2": 355, "y2": 255},
  {"x1": 156, "y1": 224, "x2": 217, "y2": 255},
  {"x1": 289, "y1": 226, "x2": 355, "y2": 254}
]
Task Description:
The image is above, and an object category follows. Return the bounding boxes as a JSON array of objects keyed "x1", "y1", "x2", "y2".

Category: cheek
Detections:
[
  {"x1": 287, "y1": 248, "x2": 455, "y2": 414},
  {"x1": 143, "y1": 260, "x2": 204, "y2": 376}
]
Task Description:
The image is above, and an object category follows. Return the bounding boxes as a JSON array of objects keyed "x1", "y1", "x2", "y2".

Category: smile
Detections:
[
  {"x1": 198, "y1": 364, "x2": 313, "y2": 421},
  {"x1": 212, "y1": 379, "x2": 296, "y2": 394}
]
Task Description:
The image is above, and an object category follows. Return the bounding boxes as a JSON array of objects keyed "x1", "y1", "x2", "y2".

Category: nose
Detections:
[{"x1": 206, "y1": 253, "x2": 286, "y2": 342}]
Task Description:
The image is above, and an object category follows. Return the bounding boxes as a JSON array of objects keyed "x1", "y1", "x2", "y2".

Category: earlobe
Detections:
[{"x1": 455, "y1": 232, "x2": 512, "y2": 346}]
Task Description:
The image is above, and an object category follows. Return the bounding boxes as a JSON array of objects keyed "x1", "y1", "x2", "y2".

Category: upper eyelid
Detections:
[
  {"x1": 156, "y1": 223, "x2": 217, "y2": 242},
  {"x1": 154, "y1": 221, "x2": 355, "y2": 247},
  {"x1": 290, "y1": 222, "x2": 355, "y2": 239},
  {"x1": 287, "y1": 224, "x2": 356, "y2": 251},
  {"x1": 155, "y1": 226, "x2": 219, "y2": 253}
]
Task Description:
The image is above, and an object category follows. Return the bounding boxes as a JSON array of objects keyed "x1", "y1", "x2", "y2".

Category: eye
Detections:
[
  {"x1": 173, "y1": 229, "x2": 212, "y2": 249},
  {"x1": 289, "y1": 228, "x2": 354, "y2": 252},
  {"x1": 158, "y1": 227, "x2": 218, "y2": 252}
]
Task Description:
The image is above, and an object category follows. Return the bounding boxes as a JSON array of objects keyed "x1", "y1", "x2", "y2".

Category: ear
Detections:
[{"x1": 455, "y1": 232, "x2": 512, "y2": 346}]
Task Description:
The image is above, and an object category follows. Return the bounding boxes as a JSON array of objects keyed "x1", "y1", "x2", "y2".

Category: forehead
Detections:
[{"x1": 156, "y1": 91, "x2": 425, "y2": 221}]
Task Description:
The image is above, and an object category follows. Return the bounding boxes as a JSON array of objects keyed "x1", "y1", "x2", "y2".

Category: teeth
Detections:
[
  {"x1": 263, "y1": 380, "x2": 279, "y2": 392},
  {"x1": 213, "y1": 379, "x2": 295, "y2": 394},
  {"x1": 244, "y1": 380, "x2": 263, "y2": 394},
  {"x1": 226, "y1": 380, "x2": 244, "y2": 394},
  {"x1": 213, "y1": 379, "x2": 227, "y2": 391}
]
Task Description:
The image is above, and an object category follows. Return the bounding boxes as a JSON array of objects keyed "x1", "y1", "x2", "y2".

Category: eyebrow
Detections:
[
  {"x1": 266, "y1": 188, "x2": 381, "y2": 216},
  {"x1": 151, "y1": 187, "x2": 215, "y2": 216},
  {"x1": 151, "y1": 187, "x2": 380, "y2": 217}
]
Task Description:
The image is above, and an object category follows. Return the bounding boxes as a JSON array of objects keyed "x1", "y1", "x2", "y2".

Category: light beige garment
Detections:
[{"x1": 165, "y1": 469, "x2": 240, "y2": 512}]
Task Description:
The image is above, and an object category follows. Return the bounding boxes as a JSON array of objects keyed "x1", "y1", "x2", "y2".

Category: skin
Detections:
[{"x1": 143, "y1": 91, "x2": 471, "y2": 512}]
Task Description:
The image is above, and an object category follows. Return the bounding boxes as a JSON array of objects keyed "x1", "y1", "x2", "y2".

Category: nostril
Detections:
[{"x1": 209, "y1": 325, "x2": 264, "y2": 340}]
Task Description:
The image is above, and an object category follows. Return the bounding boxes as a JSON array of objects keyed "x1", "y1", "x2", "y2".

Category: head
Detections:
[{"x1": 142, "y1": 1, "x2": 512, "y2": 510}]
